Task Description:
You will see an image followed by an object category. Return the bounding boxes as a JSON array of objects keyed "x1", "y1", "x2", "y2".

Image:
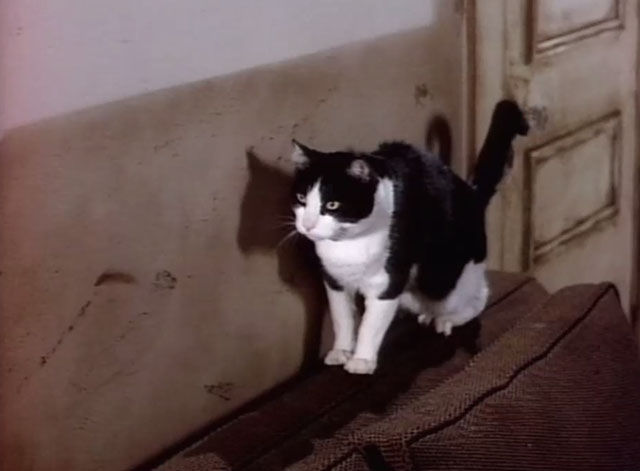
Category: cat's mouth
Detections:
[
  {"x1": 303, "y1": 232, "x2": 331, "y2": 242},
  {"x1": 330, "y1": 227, "x2": 348, "y2": 241},
  {"x1": 300, "y1": 228, "x2": 345, "y2": 242}
]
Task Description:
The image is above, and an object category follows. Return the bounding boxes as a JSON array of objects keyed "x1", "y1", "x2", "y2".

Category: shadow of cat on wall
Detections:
[{"x1": 236, "y1": 149, "x2": 326, "y2": 369}]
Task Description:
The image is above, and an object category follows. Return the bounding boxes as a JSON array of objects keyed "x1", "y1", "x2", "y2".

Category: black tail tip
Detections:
[{"x1": 493, "y1": 99, "x2": 530, "y2": 136}]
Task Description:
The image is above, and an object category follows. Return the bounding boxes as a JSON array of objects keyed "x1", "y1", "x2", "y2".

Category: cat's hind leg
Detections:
[
  {"x1": 399, "y1": 291, "x2": 434, "y2": 326},
  {"x1": 432, "y1": 261, "x2": 489, "y2": 336}
]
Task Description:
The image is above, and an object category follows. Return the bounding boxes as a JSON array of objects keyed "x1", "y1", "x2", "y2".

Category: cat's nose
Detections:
[{"x1": 302, "y1": 218, "x2": 317, "y2": 231}]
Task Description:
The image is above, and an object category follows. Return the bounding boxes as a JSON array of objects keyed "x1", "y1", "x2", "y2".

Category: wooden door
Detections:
[{"x1": 468, "y1": 0, "x2": 639, "y2": 313}]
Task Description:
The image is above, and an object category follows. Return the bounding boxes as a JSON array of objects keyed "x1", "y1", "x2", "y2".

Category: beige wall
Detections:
[
  {"x1": 0, "y1": 3, "x2": 464, "y2": 470},
  {"x1": 1, "y1": 0, "x2": 436, "y2": 130}
]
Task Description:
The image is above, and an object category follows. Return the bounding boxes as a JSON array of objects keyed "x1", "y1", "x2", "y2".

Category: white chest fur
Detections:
[{"x1": 316, "y1": 228, "x2": 390, "y2": 297}]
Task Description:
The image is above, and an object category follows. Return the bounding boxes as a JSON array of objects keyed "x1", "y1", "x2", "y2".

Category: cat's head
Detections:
[{"x1": 290, "y1": 140, "x2": 390, "y2": 242}]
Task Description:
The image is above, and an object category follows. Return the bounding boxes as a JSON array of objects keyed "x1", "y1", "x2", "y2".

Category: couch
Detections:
[{"x1": 151, "y1": 272, "x2": 640, "y2": 471}]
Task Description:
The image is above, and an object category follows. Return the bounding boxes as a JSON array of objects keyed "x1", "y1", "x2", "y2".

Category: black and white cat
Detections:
[{"x1": 290, "y1": 100, "x2": 529, "y2": 374}]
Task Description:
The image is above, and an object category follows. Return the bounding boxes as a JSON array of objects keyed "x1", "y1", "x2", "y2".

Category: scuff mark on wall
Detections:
[
  {"x1": 524, "y1": 105, "x2": 549, "y2": 131},
  {"x1": 153, "y1": 138, "x2": 182, "y2": 153},
  {"x1": 94, "y1": 271, "x2": 137, "y2": 287},
  {"x1": 38, "y1": 300, "x2": 92, "y2": 368},
  {"x1": 414, "y1": 83, "x2": 430, "y2": 106},
  {"x1": 203, "y1": 382, "x2": 234, "y2": 401},
  {"x1": 153, "y1": 270, "x2": 177, "y2": 290},
  {"x1": 65, "y1": 310, "x2": 154, "y2": 401},
  {"x1": 291, "y1": 85, "x2": 339, "y2": 135}
]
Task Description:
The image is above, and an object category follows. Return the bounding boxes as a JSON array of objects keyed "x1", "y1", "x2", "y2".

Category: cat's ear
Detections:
[
  {"x1": 347, "y1": 159, "x2": 371, "y2": 180},
  {"x1": 291, "y1": 140, "x2": 313, "y2": 168}
]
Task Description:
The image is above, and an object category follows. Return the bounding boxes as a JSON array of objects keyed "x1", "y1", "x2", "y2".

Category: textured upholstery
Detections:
[{"x1": 154, "y1": 274, "x2": 640, "y2": 471}]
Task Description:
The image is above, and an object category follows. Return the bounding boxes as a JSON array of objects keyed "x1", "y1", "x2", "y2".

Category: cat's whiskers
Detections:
[
  {"x1": 275, "y1": 215, "x2": 296, "y2": 228},
  {"x1": 277, "y1": 229, "x2": 299, "y2": 248},
  {"x1": 272, "y1": 222, "x2": 297, "y2": 233},
  {"x1": 271, "y1": 215, "x2": 297, "y2": 229}
]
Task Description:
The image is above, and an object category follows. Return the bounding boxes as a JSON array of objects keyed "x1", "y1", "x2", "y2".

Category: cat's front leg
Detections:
[
  {"x1": 344, "y1": 297, "x2": 399, "y2": 374},
  {"x1": 324, "y1": 284, "x2": 356, "y2": 366}
]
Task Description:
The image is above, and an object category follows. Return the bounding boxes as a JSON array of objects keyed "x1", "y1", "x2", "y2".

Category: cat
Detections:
[{"x1": 290, "y1": 100, "x2": 529, "y2": 374}]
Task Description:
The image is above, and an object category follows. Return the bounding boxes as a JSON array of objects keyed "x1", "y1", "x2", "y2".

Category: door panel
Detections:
[
  {"x1": 472, "y1": 0, "x2": 638, "y2": 312},
  {"x1": 533, "y1": 0, "x2": 622, "y2": 57},
  {"x1": 528, "y1": 113, "x2": 620, "y2": 265}
]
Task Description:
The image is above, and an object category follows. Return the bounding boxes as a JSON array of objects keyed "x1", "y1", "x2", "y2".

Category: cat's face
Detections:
[{"x1": 290, "y1": 142, "x2": 380, "y2": 242}]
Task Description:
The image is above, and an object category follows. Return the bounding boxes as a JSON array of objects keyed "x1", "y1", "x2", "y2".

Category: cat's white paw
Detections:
[
  {"x1": 417, "y1": 312, "x2": 434, "y2": 326},
  {"x1": 324, "y1": 349, "x2": 353, "y2": 366},
  {"x1": 344, "y1": 357, "x2": 377, "y2": 375},
  {"x1": 434, "y1": 318, "x2": 453, "y2": 336}
]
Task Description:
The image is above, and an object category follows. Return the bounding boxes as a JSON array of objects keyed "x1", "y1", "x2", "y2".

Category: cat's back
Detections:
[
  {"x1": 373, "y1": 140, "x2": 458, "y2": 195},
  {"x1": 374, "y1": 140, "x2": 434, "y2": 168}
]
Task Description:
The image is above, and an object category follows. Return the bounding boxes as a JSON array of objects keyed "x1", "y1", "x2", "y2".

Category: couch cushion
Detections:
[
  {"x1": 152, "y1": 271, "x2": 547, "y2": 471},
  {"x1": 352, "y1": 283, "x2": 640, "y2": 471},
  {"x1": 286, "y1": 273, "x2": 547, "y2": 471}
]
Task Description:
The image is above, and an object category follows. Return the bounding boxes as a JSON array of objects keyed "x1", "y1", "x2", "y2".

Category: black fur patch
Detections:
[
  {"x1": 292, "y1": 150, "x2": 379, "y2": 224},
  {"x1": 372, "y1": 142, "x2": 486, "y2": 300}
]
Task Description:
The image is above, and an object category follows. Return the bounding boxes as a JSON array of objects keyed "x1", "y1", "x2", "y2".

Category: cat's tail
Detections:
[{"x1": 471, "y1": 99, "x2": 529, "y2": 209}]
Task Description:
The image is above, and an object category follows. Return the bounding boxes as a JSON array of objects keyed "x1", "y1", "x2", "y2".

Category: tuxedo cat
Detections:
[{"x1": 290, "y1": 100, "x2": 529, "y2": 374}]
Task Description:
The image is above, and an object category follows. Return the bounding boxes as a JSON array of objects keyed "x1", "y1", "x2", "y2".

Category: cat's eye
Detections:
[
  {"x1": 325, "y1": 201, "x2": 341, "y2": 210},
  {"x1": 296, "y1": 193, "x2": 306, "y2": 204}
]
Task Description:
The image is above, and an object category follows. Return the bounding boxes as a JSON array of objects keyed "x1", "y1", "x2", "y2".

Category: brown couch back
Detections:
[
  {"x1": 354, "y1": 284, "x2": 640, "y2": 471},
  {"x1": 154, "y1": 278, "x2": 640, "y2": 471}
]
